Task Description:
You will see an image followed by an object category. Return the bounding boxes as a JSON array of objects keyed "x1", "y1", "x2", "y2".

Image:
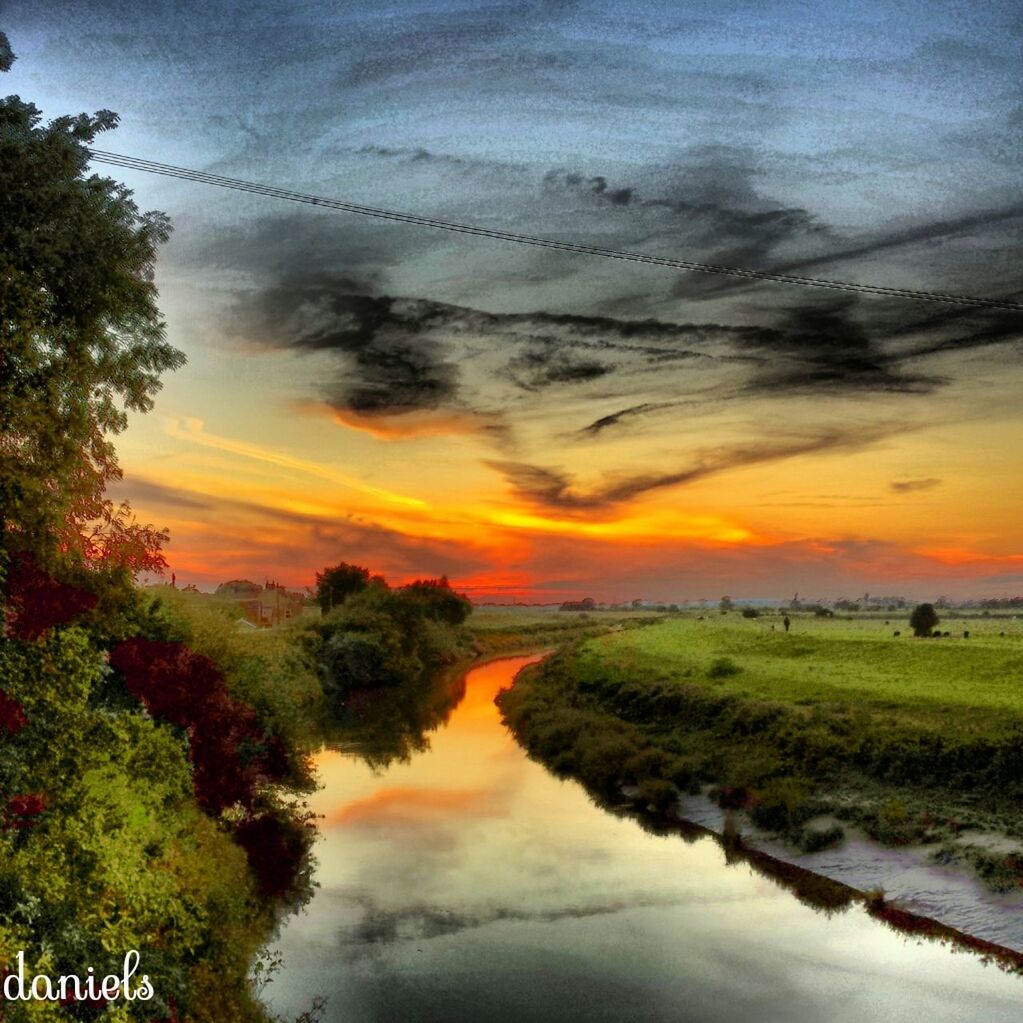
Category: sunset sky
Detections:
[{"x1": 6, "y1": 0, "x2": 1022, "y2": 601}]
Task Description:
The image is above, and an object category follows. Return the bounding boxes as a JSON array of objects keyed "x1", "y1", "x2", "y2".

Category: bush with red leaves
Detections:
[
  {"x1": 0, "y1": 690, "x2": 28, "y2": 735},
  {"x1": 109, "y1": 638, "x2": 290, "y2": 813},
  {"x1": 3, "y1": 793, "x2": 46, "y2": 832},
  {"x1": 3, "y1": 552, "x2": 98, "y2": 641}
]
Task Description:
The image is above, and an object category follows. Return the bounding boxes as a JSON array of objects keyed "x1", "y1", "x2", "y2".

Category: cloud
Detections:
[
  {"x1": 326, "y1": 786, "x2": 500, "y2": 828},
  {"x1": 110, "y1": 477, "x2": 214, "y2": 511},
  {"x1": 506, "y1": 347, "x2": 611, "y2": 390},
  {"x1": 768, "y1": 204, "x2": 1023, "y2": 282},
  {"x1": 542, "y1": 150, "x2": 833, "y2": 295},
  {"x1": 487, "y1": 428, "x2": 894, "y2": 512},
  {"x1": 739, "y1": 296, "x2": 943, "y2": 395},
  {"x1": 890, "y1": 478, "x2": 942, "y2": 493},
  {"x1": 338, "y1": 890, "x2": 699, "y2": 950},
  {"x1": 121, "y1": 474, "x2": 490, "y2": 586}
]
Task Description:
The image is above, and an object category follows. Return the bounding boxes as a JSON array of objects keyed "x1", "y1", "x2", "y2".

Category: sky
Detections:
[{"x1": 3, "y1": 0, "x2": 1022, "y2": 601}]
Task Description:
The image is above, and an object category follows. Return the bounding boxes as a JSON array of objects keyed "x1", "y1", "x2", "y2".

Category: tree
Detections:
[
  {"x1": 909, "y1": 603, "x2": 939, "y2": 637},
  {"x1": 397, "y1": 577, "x2": 472, "y2": 625},
  {"x1": 719, "y1": 596, "x2": 734, "y2": 612},
  {"x1": 0, "y1": 31, "x2": 184, "y2": 588},
  {"x1": 315, "y1": 562, "x2": 371, "y2": 612}
]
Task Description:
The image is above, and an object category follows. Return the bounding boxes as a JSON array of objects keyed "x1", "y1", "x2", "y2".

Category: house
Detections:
[{"x1": 215, "y1": 578, "x2": 306, "y2": 628}]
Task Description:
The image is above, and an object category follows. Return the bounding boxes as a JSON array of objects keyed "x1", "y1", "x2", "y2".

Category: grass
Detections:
[
  {"x1": 467, "y1": 606, "x2": 665, "y2": 656},
  {"x1": 496, "y1": 611, "x2": 1023, "y2": 885},
  {"x1": 574, "y1": 614, "x2": 1023, "y2": 735}
]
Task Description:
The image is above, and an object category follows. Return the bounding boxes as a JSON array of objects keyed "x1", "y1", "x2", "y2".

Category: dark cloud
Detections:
[
  {"x1": 741, "y1": 296, "x2": 942, "y2": 395},
  {"x1": 241, "y1": 282, "x2": 462, "y2": 414},
  {"x1": 542, "y1": 170, "x2": 633, "y2": 206},
  {"x1": 506, "y1": 348, "x2": 611, "y2": 390},
  {"x1": 339, "y1": 890, "x2": 697, "y2": 950},
  {"x1": 487, "y1": 429, "x2": 895, "y2": 511},
  {"x1": 349, "y1": 144, "x2": 529, "y2": 176},
  {"x1": 769, "y1": 205, "x2": 1023, "y2": 283},
  {"x1": 234, "y1": 258, "x2": 1018, "y2": 443},
  {"x1": 542, "y1": 152, "x2": 831, "y2": 293},
  {"x1": 581, "y1": 402, "x2": 671, "y2": 436},
  {"x1": 890, "y1": 478, "x2": 942, "y2": 493},
  {"x1": 233, "y1": 271, "x2": 748, "y2": 417}
]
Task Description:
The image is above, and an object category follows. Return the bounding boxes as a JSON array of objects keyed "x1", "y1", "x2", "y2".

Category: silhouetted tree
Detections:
[
  {"x1": 315, "y1": 562, "x2": 371, "y2": 612},
  {"x1": 398, "y1": 577, "x2": 472, "y2": 625},
  {"x1": 909, "y1": 603, "x2": 939, "y2": 637}
]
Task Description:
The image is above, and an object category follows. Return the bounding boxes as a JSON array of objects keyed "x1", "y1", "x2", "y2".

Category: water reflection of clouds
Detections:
[
  {"x1": 324, "y1": 784, "x2": 508, "y2": 828},
  {"x1": 332, "y1": 889, "x2": 765, "y2": 954}
]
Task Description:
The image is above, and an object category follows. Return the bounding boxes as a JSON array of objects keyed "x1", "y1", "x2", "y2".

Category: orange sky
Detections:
[{"x1": 111, "y1": 315, "x2": 1023, "y2": 601}]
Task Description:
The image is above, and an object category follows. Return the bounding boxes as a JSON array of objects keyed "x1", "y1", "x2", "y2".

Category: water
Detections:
[{"x1": 266, "y1": 655, "x2": 1023, "y2": 1022}]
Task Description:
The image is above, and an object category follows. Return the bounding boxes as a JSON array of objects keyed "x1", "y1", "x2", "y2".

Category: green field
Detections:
[
  {"x1": 575, "y1": 614, "x2": 1023, "y2": 735},
  {"x1": 496, "y1": 611, "x2": 1023, "y2": 883}
]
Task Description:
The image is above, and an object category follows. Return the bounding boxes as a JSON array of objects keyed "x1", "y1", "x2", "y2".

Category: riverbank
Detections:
[{"x1": 495, "y1": 615, "x2": 1023, "y2": 901}]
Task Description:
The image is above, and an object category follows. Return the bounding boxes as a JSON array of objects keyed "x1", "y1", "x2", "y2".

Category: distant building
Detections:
[{"x1": 215, "y1": 579, "x2": 305, "y2": 627}]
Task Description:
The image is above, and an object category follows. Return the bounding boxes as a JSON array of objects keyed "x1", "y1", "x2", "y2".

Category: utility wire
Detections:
[{"x1": 87, "y1": 149, "x2": 1023, "y2": 313}]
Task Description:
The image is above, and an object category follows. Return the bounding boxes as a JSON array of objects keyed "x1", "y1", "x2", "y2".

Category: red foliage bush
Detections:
[
  {"x1": 109, "y1": 638, "x2": 290, "y2": 812},
  {"x1": 0, "y1": 690, "x2": 28, "y2": 734},
  {"x1": 3, "y1": 551, "x2": 98, "y2": 641}
]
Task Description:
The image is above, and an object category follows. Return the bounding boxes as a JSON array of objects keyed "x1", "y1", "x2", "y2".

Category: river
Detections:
[{"x1": 264, "y1": 654, "x2": 1023, "y2": 1022}]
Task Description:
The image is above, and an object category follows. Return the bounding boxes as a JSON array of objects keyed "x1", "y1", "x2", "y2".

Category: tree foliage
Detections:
[
  {"x1": 909, "y1": 602, "x2": 939, "y2": 637},
  {"x1": 0, "y1": 30, "x2": 184, "y2": 582},
  {"x1": 314, "y1": 561, "x2": 370, "y2": 612},
  {"x1": 315, "y1": 566, "x2": 472, "y2": 713}
]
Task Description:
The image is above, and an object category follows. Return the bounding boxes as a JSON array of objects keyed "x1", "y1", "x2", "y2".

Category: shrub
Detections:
[
  {"x1": 322, "y1": 631, "x2": 401, "y2": 696},
  {"x1": 708, "y1": 657, "x2": 741, "y2": 679},
  {"x1": 797, "y1": 823, "x2": 845, "y2": 853},
  {"x1": 637, "y1": 778, "x2": 677, "y2": 813},
  {"x1": 234, "y1": 810, "x2": 314, "y2": 902},
  {"x1": 749, "y1": 777, "x2": 812, "y2": 831}
]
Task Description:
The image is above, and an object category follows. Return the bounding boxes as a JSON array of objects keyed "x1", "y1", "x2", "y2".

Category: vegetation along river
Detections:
[{"x1": 264, "y1": 654, "x2": 1023, "y2": 1023}]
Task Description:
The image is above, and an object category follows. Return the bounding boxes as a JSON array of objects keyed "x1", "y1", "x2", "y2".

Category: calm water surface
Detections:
[{"x1": 266, "y1": 655, "x2": 1023, "y2": 1022}]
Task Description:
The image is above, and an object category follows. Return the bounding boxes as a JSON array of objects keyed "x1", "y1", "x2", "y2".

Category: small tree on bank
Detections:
[{"x1": 909, "y1": 602, "x2": 939, "y2": 637}]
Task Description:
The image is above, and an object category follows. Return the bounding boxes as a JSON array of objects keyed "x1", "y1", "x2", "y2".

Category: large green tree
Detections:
[{"x1": 0, "y1": 31, "x2": 184, "y2": 586}]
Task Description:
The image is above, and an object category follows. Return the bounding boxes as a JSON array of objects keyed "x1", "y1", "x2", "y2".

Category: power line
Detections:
[{"x1": 87, "y1": 149, "x2": 1023, "y2": 313}]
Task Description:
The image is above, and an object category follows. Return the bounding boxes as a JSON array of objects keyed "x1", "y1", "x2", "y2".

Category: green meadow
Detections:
[
  {"x1": 496, "y1": 610, "x2": 1023, "y2": 884},
  {"x1": 576, "y1": 614, "x2": 1023, "y2": 734}
]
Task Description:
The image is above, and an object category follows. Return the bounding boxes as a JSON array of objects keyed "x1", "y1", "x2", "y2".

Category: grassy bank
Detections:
[{"x1": 497, "y1": 613, "x2": 1023, "y2": 889}]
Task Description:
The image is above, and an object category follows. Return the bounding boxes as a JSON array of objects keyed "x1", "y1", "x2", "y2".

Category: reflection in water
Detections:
[
  {"x1": 267, "y1": 656, "x2": 1023, "y2": 1023},
  {"x1": 323, "y1": 663, "x2": 466, "y2": 769}
]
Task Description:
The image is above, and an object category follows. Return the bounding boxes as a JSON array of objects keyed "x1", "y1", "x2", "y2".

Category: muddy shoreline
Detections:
[{"x1": 615, "y1": 782, "x2": 1023, "y2": 965}]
